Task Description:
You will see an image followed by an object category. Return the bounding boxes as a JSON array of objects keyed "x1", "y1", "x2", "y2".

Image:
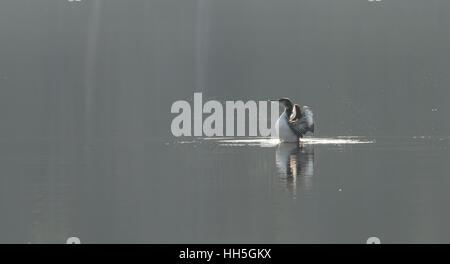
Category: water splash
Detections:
[
  {"x1": 299, "y1": 137, "x2": 374, "y2": 145},
  {"x1": 202, "y1": 137, "x2": 373, "y2": 147},
  {"x1": 216, "y1": 138, "x2": 280, "y2": 147}
]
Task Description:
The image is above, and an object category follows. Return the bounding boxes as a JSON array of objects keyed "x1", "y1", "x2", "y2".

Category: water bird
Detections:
[{"x1": 270, "y1": 98, "x2": 315, "y2": 142}]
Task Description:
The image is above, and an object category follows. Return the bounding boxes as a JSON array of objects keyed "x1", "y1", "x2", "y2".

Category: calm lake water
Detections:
[
  {"x1": 1, "y1": 136, "x2": 449, "y2": 243},
  {"x1": 1, "y1": 0, "x2": 450, "y2": 244}
]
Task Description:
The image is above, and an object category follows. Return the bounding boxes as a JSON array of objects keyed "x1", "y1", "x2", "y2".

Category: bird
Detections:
[{"x1": 270, "y1": 98, "x2": 315, "y2": 142}]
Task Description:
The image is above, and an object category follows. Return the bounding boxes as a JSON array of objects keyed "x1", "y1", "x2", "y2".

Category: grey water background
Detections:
[{"x1": 0, "y1": 0, "x2": 450, "y2": 243}]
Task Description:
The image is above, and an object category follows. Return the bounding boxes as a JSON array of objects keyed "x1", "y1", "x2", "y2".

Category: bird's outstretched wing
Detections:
[
  {"x1": 289, "y1": 104, "x2": 301, "y2": 122},
  {"x1": 287, "y1": 106, "x2": 314, "y2": 138}
]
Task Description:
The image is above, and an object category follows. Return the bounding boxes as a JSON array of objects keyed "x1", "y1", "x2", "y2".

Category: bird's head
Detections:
[{"x1": 269, "y1": 98, "x2": 293, "y2": 109}]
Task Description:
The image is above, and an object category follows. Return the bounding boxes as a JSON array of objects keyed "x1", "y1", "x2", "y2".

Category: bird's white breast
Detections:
[{"x1": 275, "y1": 111, "x2": 299, "y2": 142}]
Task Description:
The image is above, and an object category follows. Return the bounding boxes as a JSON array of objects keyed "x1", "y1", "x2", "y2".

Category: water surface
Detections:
[
  {"x1": 1, "y1": 0, "x2": 450, "y2": 244},
  {"x1": 1, "y1": 136, "x2": 449, "y2": 243}
]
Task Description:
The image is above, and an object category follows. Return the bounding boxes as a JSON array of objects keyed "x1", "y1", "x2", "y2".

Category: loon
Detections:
[{"x1": 270, "y1": 98, "x2": 315, "y2": 142}]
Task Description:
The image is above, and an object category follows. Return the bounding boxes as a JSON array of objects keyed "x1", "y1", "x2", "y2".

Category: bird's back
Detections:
[{"x1": 288, "y1": 106, "x2": 314, "y2": 137}]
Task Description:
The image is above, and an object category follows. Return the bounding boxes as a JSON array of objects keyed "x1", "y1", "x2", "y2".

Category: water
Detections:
[
  {"x1": 1, "y1": 0, "x2": 450, "y2": 244},
  {"x1": 1, "y1": 136, "x2": 449, "y2": 243}
]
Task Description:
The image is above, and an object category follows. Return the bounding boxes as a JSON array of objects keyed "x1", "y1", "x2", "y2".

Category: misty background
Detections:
[
  {"x1": 0, "y1": 0, "x2": 450, "y2": 243},
  {"x1": 0, "y1": 0, "x2": 449, "y2": 142}
]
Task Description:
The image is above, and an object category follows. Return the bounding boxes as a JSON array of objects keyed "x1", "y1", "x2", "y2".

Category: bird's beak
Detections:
[{"x1": 268, "y1": 99, "x2": 278, "y2": 102}]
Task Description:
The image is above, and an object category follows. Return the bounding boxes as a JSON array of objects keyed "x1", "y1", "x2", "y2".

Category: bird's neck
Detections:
[
  {"x1": 284, "y1": 101, "x2": 293, "y2": 116},
  {"x1": 284, "y1": 107, "x2": 293, "y2": 119}
]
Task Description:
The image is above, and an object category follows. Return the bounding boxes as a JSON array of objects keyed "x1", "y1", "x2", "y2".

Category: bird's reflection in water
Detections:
[{"x1": 275, "y1": 143, "x2": 314, "y2": 199}]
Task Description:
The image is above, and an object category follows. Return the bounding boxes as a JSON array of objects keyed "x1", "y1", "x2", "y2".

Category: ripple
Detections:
[
  {"x1": 204, "y1": 137, "x2": 373, "y2": 147},
  {"x1": 300, "y1": 137, "x2": 374, "y2": 145}
]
